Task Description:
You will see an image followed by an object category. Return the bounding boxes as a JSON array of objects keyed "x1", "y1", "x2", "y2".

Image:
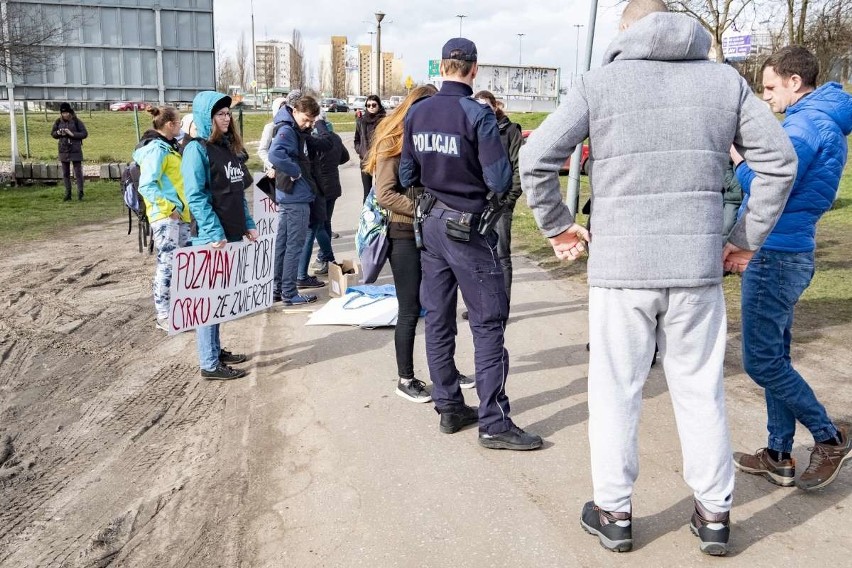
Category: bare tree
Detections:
[
  {"x1": 235, "y1": 31, "x2": 249, "y2": 90},
  {"x1": 666, "y1": 1, "x2": 755, "y2": 62},
  {"x1": 291, "y1": 29, "x2": 307, "y2": 90},
  {"x1": 216, "y1": 56, "x2": 238, "y2": 94},
  {"x1": 0, "y1": 1, "x2": 82, "y2": 76}
]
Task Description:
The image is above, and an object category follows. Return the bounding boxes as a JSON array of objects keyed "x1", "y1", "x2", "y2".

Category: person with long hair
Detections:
[
  {"x1": 365, "y1": 86, "x2": 437, "y2": 402},
  {"x1": 51, "y1": 102, "x2": 88, "y2": 201},
  {"x1": 354, "y1": 94, "x2": 386, "y2": 200},
  {"x1": 133, "y1": 106, "x2": 191, "y2": 331},
  {"x1": 473, "y1": 90, "x2": 523, "y2": 305},
  {"x1": 181, "y1": 92, "x2": 258, "y2": 380}
]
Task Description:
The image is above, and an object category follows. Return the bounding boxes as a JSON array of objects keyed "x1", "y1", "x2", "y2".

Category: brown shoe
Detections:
[
  {"x1": 733, "y1": 448, "x2": 795, "y2": 487},
  {"x1": 797, "y1": 425, "x2": 852, "y2": 491}
]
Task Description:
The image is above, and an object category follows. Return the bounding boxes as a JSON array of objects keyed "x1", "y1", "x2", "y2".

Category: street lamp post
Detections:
[
  {"x1": 251, "y1": 0, "x2": 257, "y2": 108},
  {"x1": 375, "y1": 11, "x2": 385, "y2": 97},
  {"x1": 456, "y1": 14, "x2": 466, "y2": 37},
  {"x1": 517, "y1": 33, "x2": 526, "y2": 65},
  {"x1": 573, "y1": 24, "x2": 584, "y2": 81}
]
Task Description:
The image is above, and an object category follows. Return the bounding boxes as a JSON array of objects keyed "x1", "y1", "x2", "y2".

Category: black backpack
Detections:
[{"x1": 121, "y1": 162, "x2": 153, "y2": 254}]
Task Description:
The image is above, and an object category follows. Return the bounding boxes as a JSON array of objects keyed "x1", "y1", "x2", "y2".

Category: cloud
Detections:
[{"x1": 213, "y1": 0, "x2": 625, "y2": 88}]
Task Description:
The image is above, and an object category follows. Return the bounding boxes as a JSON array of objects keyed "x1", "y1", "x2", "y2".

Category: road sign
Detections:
[
  {"x1": 405, "y1": 76, "x2": 414, "y2": 90},
  {"x1": 428, "y1": 60, "x2": 440, "y2": 77},
  {"x1": 250, "y1": 80, "x2": 257, "y2": 88}
]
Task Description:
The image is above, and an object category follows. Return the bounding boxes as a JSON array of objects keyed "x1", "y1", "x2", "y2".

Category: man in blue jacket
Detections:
[
  {"x1": 268, "y1": 96, "x2": 321, "y2": 305},
  {"x1": 400, "y1": 38, "x2": 542, "y2": 451},
  {"x1": 732, "y1": 46, "x2": 852, "y2": 491}
]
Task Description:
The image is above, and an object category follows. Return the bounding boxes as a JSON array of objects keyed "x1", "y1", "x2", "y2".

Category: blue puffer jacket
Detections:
[
  {"x1": 267, "y1": 106, "x2": 316, "y2": 204},
  {"x1": 737, "y1": 82, "x2": 852, "y2": 252},
  {"x1": 181, "y1": 91, "x2": 256, "y2": 244}
]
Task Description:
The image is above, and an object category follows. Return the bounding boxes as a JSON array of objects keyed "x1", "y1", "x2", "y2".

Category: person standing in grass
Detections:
[
  {"x1": 51, "y1": 102, "x2": 88, "y2": 201},
  {"x1": 133, "y1": 106, "x2": 191, "y2": 332},
  {"x1": 731, "y1": 46, "x2": 852, "y2": 492}
]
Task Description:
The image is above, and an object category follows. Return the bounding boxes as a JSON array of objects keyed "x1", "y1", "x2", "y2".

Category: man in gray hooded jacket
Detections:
[{"x1": 520, "y1": 0, "x2": 797, "y2": 556}]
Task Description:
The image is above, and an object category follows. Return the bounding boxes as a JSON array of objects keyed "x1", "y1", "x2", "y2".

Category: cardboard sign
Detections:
[{"x1": 166, "y1": 185, "x2": 279, "y2": 334}]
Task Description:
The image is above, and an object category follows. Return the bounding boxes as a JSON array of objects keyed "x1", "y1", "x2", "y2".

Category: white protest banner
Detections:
[{"x1": 166, "y1": 184, "x2": 279, "y2": 334}]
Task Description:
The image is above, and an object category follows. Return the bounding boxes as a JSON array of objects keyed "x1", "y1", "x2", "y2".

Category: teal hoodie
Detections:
[{"x1": 181, "y1": 91, "x2": 256, "y2": 244}]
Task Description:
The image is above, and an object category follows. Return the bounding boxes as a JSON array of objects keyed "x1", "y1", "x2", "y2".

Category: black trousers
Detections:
[
  {"x1": 388, "y1": 237, "x2": 421, "y2": 380},
  {"x1": 361, "y1": 171, "x2": 373, "y2": 202},
  {"x1": 61, "y1": 161, "x2": 84, "y2": 199}
]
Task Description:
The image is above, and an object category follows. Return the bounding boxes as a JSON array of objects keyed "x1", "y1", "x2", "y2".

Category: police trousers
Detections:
[{"x1": 419, "y1": 208, "x2": 512, "y2": 435}]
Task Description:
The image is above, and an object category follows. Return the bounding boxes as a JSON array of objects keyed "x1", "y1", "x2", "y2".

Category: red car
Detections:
[
  {"x1": 110, "y1": 101, "x2": 149, "y2": 111},
  {"x1": 522, "y1": 129, "x2": 589, "y2": 175}
]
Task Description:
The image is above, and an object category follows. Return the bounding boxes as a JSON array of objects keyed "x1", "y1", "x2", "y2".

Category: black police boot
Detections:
[
  {"x1": 438, "y1": 405, "x2": 478, "y2": 434},
  {"x1": 478, "y1": 423, "x2": 543, "y2": 450}
]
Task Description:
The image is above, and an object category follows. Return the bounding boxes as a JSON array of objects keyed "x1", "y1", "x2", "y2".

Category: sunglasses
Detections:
[{"x1": 366, "y1": 103, "x2": 379, "y2": 108}]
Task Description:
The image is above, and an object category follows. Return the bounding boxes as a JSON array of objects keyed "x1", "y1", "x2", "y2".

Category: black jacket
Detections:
[
  {"x1": 317, "y1": 132, "x2": 350, "y2": 200},
  {"x1": 497, "y1": 115, "x2": 523, "y2": 206},
  {"x1": 51, "y1": 114, "x2": 88, "y2": 162},
  {"x1": 354, "y1": 109, "x2": 386, "y2": 165}
]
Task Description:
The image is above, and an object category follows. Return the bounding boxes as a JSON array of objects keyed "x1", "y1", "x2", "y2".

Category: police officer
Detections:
[{"x1": 399, "y1": 38, "x2": 542, "y2": 451}]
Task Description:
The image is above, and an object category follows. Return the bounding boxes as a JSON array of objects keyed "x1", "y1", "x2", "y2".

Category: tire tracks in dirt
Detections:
[{"x1": 0, "y1": 221, "x2": 256, "y2": 567}]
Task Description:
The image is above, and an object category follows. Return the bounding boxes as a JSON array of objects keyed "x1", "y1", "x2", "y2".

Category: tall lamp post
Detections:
[
  {"x1": 375, "y1": 11, "x2": 385, "y2": 97},
  {"x1": 456, "y1": 14, "x2": 466, "y2": 37},
  {"x1": 517, "y1": 33, "x2": 526, "y2": 65},
  {"x1": 573, "y1": 24, "x2": 584, "y2": 82},
  {"x1": 251, "y1": 0, "x2": 257, "y2": 108}
]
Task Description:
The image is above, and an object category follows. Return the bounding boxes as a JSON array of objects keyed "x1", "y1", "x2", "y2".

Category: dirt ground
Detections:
[{"x1": 2, "y1": 153, "x2": 852, "y2": 566}]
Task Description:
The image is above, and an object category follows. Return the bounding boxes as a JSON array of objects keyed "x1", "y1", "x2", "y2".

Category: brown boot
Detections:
[
  {"x1": 733, "y1": 448, "x2": 795, "y2": 487},
  {"x1": 797, "y1": 424, "x2": 852, "y2": 491}
]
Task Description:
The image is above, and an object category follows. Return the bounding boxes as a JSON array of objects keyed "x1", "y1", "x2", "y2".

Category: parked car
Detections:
[
  {"x1": 350, "y1": 96, "x2": 367, "y2": 112},
  {"x1": 389, "y1": 95, "x2": 404, "y2": 108},
  {"x1": 381, "y1": 99, "x2": 392, "y2": 109},
  {"x1": 110, "y1": 101, "x2": 148, "y2": 111},
  {"x1": 522, "y1": 129, "x2": 589, "y2": 175},
  {"x1": 320, "y1": 98, "x2": 349, "y2": 113}
]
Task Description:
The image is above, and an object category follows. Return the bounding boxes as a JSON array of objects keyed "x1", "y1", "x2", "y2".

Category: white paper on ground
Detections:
[{"x1": 306, "y1": 292, "x2": 398, "y2": 327}]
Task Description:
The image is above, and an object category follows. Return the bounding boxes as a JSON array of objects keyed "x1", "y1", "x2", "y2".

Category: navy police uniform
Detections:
[{"x1": 399, "y1": 40, "x2": 515, "y2": 436}]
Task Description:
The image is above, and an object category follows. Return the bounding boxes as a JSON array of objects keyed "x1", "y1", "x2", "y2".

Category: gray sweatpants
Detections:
[{"x1": 587, "y1": 284, "x2": 734, "y2": 514}]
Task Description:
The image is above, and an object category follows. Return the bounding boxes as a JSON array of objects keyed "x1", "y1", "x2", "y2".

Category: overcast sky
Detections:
[{"x1": 212, "y1": 0, "x2": 626, "y2": 86}]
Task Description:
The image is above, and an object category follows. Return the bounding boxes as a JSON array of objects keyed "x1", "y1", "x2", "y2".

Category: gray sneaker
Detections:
[
  {"x1": 312, "y1": 259, "x2": 329, "y2": 275},
  {"x1": 457, "y1": 371, "x2": 475, "y2": 389},
  {"x1": 155, "y1": 316, "x2": 169, "y2": 332},
  {"x1": 396, "y1": 378, "x2": 432, "y2": 403}
]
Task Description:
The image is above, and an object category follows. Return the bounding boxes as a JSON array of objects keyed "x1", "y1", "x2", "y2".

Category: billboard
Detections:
[
  {"x1": 1, "y1": 0, "x2": 215, "y2": 103},
  {"x1": 722, "y1": 33, "x2": 752, "y2": 61},
  {"x1": 472, "y1": 64, "x2": 560, "y2": 112}
]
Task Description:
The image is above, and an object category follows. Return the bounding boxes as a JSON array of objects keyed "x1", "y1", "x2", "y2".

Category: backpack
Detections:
[{"x1": 121, "y1": 162, "x2": 153, "y2": 254}]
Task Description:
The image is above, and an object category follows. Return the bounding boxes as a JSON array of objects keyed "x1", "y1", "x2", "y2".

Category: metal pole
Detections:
[
  {"x1": 517, "y1": 33, "x2": 525, "y2": 65},
  {"x1": 154, "y1": 8, "x2": 165, "y2": 105},
  {"x1": 456, "y1": 14, "x2": 466, "y2": 37},
  {"x1": 375, "y1": 12, "x2": 385, "y2": 97},
  {"x1": 1, "y1": 0, "x2": 19, "y2": 178},
  {"x1": 251, "y1": 0, "x2": 257, "y2": 109},
  {"x1": 566, "y1": 3, "x2": 598, "y2": 217},
  {"x1": 22, "y1": 101, "x2": 29, "y2": 158},
  {"x1": 133, "y1": 104, "x2": 141, "y2": 142},
  {"x1": 573, "y1": 24, "x2": 584, "y2": 80}
]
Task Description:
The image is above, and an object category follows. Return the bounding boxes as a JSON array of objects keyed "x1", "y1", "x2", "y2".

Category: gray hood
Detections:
[{"x1": 603, "y1": 12, "x2": 711, "y2": 65}]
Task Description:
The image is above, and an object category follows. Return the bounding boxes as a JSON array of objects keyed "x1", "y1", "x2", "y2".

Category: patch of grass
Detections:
[
  {"x1": 0, "y1": 180, "x2": 124, "y2": 246},
  {"x1": 0, "y1": 109, "x2": 357, "y2": 164},
  {"x1": 512, "y1": 141, "x2": 852, "y2": 335}
]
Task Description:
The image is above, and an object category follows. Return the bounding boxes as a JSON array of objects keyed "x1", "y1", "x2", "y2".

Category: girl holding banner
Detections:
[{"x1": 181, "y1": 91, "x2": 258, "y2": 380}]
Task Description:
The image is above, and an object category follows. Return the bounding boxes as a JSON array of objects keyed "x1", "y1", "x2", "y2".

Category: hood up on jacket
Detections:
[
  {"x1": 790, "y1": 82, "x2": 852, "y2": 136},
  {"x1": 192, "y1": 91, "x2": 231, "y2": 140},
  {"x1": 273, "y1": 104, "x2": 297, "y2": 129},
  {"x1": 603, "y1": 12, "x2": 711, "y2": 65},
  {"x1": 270, "y1": 96, "x2": 287, "y2": 116}
]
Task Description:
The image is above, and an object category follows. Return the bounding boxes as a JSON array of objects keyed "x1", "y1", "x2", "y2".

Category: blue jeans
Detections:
[
  {"x1": 273, "y1": 203, "x2": 310, "y2": 298},
  {"x1": 741, "y1": 248, "x2": 837, "y2": 452},
  {"x1": 197, "y1": 324, "x2": 221, "y2": 371},
  {"x1": 298, "y1": 222, "x2": 335, "y2": 280}
]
